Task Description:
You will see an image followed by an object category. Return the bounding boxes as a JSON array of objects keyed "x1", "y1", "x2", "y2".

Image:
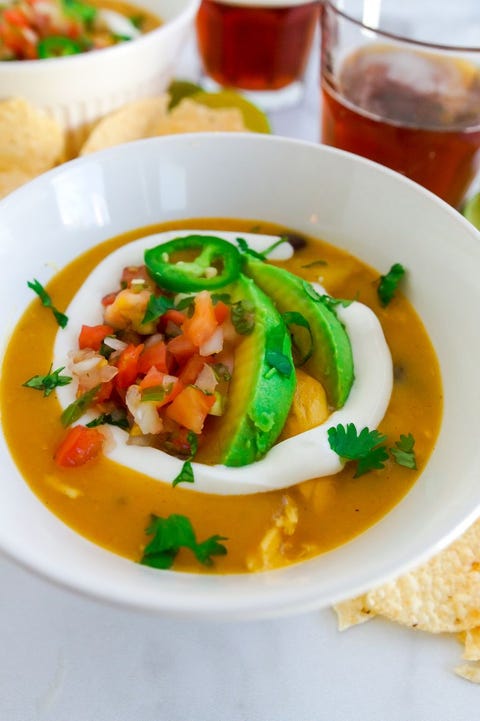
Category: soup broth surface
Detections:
[{"x1": 1, "y1": 219, "x2": 443, "y2": 573}]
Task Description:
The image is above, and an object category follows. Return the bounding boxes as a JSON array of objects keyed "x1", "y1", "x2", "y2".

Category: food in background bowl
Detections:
[
  {"x1": 0, "y1": 0, "x2": 161, "y2": 60},
  {"x1": 0, "y1": 134, "x2": 479, "y2": 619},
  {"x1": 0, "y1": 0, "x2": 200, "y2": 152}
]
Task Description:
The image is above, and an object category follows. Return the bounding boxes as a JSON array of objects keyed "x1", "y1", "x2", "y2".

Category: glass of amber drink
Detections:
[
  {"x1": 320, "y1": 0, "x2": 480, "y2": 208},
  {"x1": 196, "y1": 0, "x2": 320, "y2": 110}
]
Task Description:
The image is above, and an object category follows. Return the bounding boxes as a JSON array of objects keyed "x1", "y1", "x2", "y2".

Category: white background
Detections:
[{"x1": 2, "y1": 29, "x2": 480, "y2": 721}]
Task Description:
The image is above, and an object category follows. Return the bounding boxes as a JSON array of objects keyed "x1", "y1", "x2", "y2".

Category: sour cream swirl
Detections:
[{"x1": 54, "y1": 231, "x2": 393, "y2": 495}]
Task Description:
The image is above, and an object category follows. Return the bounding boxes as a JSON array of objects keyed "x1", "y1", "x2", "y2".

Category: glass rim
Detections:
[{"x1": 322, "y1": 0, "x2": 480, "y2": 54}]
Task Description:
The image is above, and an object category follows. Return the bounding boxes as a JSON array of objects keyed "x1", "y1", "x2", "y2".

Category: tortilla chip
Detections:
[
  {"x1": 336, "y1": 519, "x2": 480, "y2": 634},
  {"x1": 455, "y1": 663, "x2": 480, "y2": 684},
  {"x1": 154, "y1": 98, "x2": 247, "y2": 135},
  {"x1": 0, "y1": 169, "x2": 35, "y2": 199},
  {"x1": 0, "y1": 98, "x2": 64, "y2": 175},
  {"x1": 80, "y1": 96, "x2": 170, "y2": 155},
  {"x1": 462, "y1": 627, "x2": 480, "y2": 660},
  {"x1": 334, "y1": 597, "x2": 376, "y2": 630}
]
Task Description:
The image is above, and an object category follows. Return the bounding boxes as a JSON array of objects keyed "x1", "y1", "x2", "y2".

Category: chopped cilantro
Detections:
[
  {"x1": 172, "y1": 460, "x2": 194, "y2": 487},
  {"x1": 235, "y1": 235, "x2": 289, "y2": 260},
  {"x1": 265, "y1": 350, "x2": 293, "y2": 377},
  {"x1": 391, "y1": 433, "x2": 417, "y2": 470},
  {"x1": 142, "y1": 294, "x2": 174, "y2": 324},
  {"x1": 301, "y1": 259, "x2": 328, "y2": 269},
  {"x1": 60, "y1": 384, "x2": 101, "y2": 427},
  {"x1": 301, "y1": 281, "x2": 354, "y2": 311},
  {"x1": 377, "y1": 263, "x2": 406, "y2": 307},
  {"x1": 140, "y1": 513, "x2": 228, "y2": 569},
  {"x1": 86, "y1": 412, "x2": 129, "y2": 430},
  {"x1": 171, "y1": 432, "x2": 198, "y2": 487},
  {"x1": 328, "y1": 423, "x2": 389, "y2": 477},
  {"x1": 27, "y1": 279, "x2": 68, "y2": 328},
  {"x1": 22, "y1": 366, "x2": 72, "y2": 397}
]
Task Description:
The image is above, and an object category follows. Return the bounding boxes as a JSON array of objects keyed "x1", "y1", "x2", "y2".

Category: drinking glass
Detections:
[
  {"x1": 196, "y1": 0, "x2": 320, "y2": 110},
  {"x1": 320, "y1": 0, "x2": 480, "y2": 208}
]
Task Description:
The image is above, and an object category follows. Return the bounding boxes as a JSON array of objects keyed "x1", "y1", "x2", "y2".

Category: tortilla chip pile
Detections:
[
  {"x1": 0, "y1": 94, "x2": 248, "y2": 200},
  {"x1": 334, "y1": 518, "x2": 480, "y2": 683}
]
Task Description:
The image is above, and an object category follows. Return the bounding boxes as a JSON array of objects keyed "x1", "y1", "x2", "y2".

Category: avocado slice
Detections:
[
  {"x1": 197, "y1": 274, "x2": 296, "y2": 467},
  {"x1": 243, "y1": 257, "x2": 354, "y2": 409}
]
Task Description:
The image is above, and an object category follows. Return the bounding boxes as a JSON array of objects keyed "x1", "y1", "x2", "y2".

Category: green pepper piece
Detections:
[
  {"x1": 144, "y1": 235, "x2": 242, "y2": 292},
  {"x1": 37, "y1": 36, "x2": 83, "y2": 58}
]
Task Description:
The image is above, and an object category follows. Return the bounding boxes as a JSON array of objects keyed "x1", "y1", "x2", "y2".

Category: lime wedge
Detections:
[
  {"x1": 462, "y1": 192, "x2": 480, "y2": 231},
  {"x1": 189, "y1": 90, "x2": 271, "y2": 134},
  {"x1": 167, "y1": 80, "x2": 204, "y2": 109}
]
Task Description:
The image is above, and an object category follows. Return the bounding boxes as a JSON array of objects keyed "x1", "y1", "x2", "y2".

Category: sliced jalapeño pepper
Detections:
[
  {"x1": 37, "y1": 36, "x2": 83, "y2": 58},
  {"x1": 144, "y1": 235, "x2": 242, "y2": 292}
]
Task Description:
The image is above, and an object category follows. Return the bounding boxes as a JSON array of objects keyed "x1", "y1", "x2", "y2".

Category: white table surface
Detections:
[{"x1": 2, "y1": 36, "x2": 479, "y2": 721}]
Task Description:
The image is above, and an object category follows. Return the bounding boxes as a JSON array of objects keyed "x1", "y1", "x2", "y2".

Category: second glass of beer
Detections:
[{"x1": 196, "y1": 0, "x2": 320, "y2": 110}]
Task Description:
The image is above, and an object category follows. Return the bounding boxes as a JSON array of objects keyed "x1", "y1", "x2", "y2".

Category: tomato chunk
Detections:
[
  {"x1": 78, "y1": 324, "x2": 114, "y2": 351},
  {"x1": 165, "y1": 385, "x2": 216, "y2": 433},
  {"x1": 115, "y1": 343, "x2": 144, "y2": 389},
  {"x1": 182, "y1": 291, "x2": 218, "y2": 347},
  {"x1": 167, "y1": 334, "x2": 197, "y2": 365},
  {"x1": 54, "y1": 425, "x2": 104, "y2": 467},
  {"x1": 138, "y1": 340, "x2": 168, "y2": 375}
]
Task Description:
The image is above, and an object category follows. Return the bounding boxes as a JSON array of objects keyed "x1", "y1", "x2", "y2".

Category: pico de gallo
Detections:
[
  {"x1": 0, "y1": 0, "x2": 160, "y2": 60},
  {"x1": 54, "y1": 251, "x2": 248, "y2": 468}
]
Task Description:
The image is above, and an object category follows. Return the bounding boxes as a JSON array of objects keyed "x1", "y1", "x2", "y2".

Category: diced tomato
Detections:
[
  {"x1": 101, "y1": 292, "x2": 118, "y2": 307},
  {"x1": 137, "y1": 340, "x2": 168, "y2": 375},
  {"x1": 167, "y1": 334, "x2": 197, "y2": 365},
  {"x1": 214, "y1": 301, "x2": 230, "y2": 325},
  {"x1": 177, "y1": 353, "x2": 206, "y2": 386},
  {"x1": 114, "y1": 343, "x2": 144, "y2": 389},
  {"x1": 3, "y1": 9, "x2": 28, "y2": 26},
  {"x1": 161, "y1": 309, "x2": 187, "y2": 328},
  {"x1": 78, "y1": 324, "x2": 114, "y2": 351},
  {"x1": 120, "y1": 265, "x2": 151, "y2": 288},
  {"x1": 165, "y1": 385, "x2": 216, "y2": 434},
  {"x1": 139, "y1": 369, "x2": 184, "y2": 407},
  {"x1": 182, "y1": 291, "x2": 218, "y2": 347},
  {"x1": 95, "y1": 380, "x2": 114, "y2": 403},
  {"x1": 54, "y1": 425, "x2": 104, "y2": 468}
]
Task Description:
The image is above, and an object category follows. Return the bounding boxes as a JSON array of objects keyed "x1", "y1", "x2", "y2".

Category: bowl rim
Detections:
[{"x1": 2, "y1": 132, "x2": 480, "y2": 619}]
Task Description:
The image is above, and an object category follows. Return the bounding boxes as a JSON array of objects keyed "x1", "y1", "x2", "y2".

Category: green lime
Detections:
[
  {"x1": 189, "y1": 90, "x2": 271, "y2": 134},
  {"x1": 462, "y1": 192, "x2": 480, "y2": 231},
  {"x1": 167, "y1": 80, "x2": 204, "y2": 109}
]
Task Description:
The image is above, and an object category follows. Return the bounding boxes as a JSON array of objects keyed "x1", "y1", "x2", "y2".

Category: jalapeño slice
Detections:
[{"x1": 144, "y1": 235, "x2": 242, "y2": 292}]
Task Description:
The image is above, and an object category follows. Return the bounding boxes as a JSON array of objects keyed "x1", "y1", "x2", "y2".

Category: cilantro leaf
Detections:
[
  {"x1": 355, "y1": 445, "x2": 390, "y2": 477},
  {"x1": 328, "y1": 423, "x2": 389, "y2": 477},
  {"x1": 171, "y1": 432, "x2": 198, "y2": 487},
  {"x1": 301, "y1": 281, "x2": 353, "y2": 311},
  {"x1": 265, "y1": 350, "x2": 293, "y2": 377},
  {"x1": 172, "y1": 460, "x2": 195, "y2": 487},
  {"x1": 235, "y1": 237, "x2": 265, "y2": 260},
  {"x1": 142, "y1": 294, "x2": 174, "y2": 324},
  {"x1": 301, "y1": 259, "x2": 328, "y2": 269},
  {"x1": 377, "y1": 263, "x2": 406, "y2": 307},
  {"x1": 27, "y1": 278, "x2": 68, "y2": 328},
  {"x1": 86, "y1": 412, "x2": 129, "y2": 430},
  {"x1": 22, "y1": 366, "x2": 72, "y2": 397},
  {"x1": 391, "y1": 433, "x2": 417, "y2": 470},
  {"x1": 140, "y1": 514, "x2": 228, "y2": 569},
  {"x1": 60, "y1": 384, "x2": 101, "y2": 427}
]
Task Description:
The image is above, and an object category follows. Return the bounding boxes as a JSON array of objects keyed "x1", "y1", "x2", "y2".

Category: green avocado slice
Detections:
[
  {"x1": 197, "y1": 274, "x2": 296, "y2": 467},
  {"x1": 243, "y1": 257, "x2": 354, "y2": 409}
]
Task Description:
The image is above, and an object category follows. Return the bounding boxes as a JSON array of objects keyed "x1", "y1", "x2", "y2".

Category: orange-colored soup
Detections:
[{"x1": 0, "y1": 219, "x2": 443, "y2": 573}]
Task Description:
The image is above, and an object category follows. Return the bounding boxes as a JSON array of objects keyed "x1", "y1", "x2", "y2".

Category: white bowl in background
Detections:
[
  {"x1": 0, "y1": 0, "x2": 200, "y2": 153},
  {"x1": 0, "y1": 133, "x2": 479, "y2": 619}
]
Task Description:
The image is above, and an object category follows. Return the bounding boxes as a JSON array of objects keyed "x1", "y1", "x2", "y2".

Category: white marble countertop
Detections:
[{"x1": 2, "y1": 36, "x2": 480, "y2": 721}]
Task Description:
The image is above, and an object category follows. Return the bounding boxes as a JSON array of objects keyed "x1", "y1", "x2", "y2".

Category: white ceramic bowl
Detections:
[
  {"x1": 1, "y1": 134, "x2": 480, "y2": 620},
  {"x1": 0, "y1": 0, "x2": 200, "y2": 152}
]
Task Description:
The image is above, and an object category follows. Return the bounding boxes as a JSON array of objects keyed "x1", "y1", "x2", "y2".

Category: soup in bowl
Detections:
[{"x1": 0, "y1": 134, "x2": 478, "y2": 618}]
